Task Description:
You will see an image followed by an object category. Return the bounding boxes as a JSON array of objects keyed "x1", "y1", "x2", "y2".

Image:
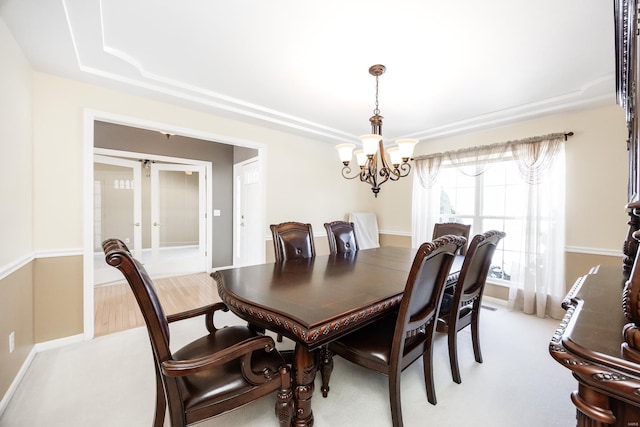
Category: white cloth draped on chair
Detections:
[
  {"x1": 411, "y1": 133, "x2": 567, "y2": 319},
  {"x1": 348, "y1": 212, "x2": 380, "y2": 249}
]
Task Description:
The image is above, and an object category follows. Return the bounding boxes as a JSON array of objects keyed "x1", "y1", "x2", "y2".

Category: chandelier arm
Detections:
[
  {"x1": 376, "y1": 168, "x2": 391, "y2": 186},
  {"x1": 397, "y1": 162, "x2": 411, "y2": 177},
  {"x1": 341, "y1": 166, "x2": 365, "y2": 180},
  {"x1": 381, "y1": 167, "x2": 399, "y2": 181},
  {"x1": 384, "y1": 162, "x2": 412, "y2": 181}
]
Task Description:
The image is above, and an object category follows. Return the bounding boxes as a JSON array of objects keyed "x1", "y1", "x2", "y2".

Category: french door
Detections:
[
  {"x1": 149, "y1": 163, "x2": 207, "y2": 276},
  {"x1": 93, "y1": 155, "x2": 142, "y2": 284},
  {"x1": 93, "y1": 155, "x2": 209, "y2": 284}
]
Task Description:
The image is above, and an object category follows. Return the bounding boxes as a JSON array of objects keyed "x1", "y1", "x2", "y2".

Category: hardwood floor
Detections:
[{"x1": 93, "y1": 272, "x2": 221, "y2": 337}]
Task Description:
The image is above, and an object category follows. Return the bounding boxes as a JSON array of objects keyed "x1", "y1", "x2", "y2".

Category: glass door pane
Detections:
[
  {"x1": 150, "y1": 163, "x2": 206, "y2": 276},
  {"x1": 93, "y1": 155, "x2": 142, "y2": 285}
]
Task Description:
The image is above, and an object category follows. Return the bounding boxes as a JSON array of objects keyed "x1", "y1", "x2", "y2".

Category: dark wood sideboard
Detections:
[{"x1": 549, "y1": 1, "x2": 640, "y2": 426}]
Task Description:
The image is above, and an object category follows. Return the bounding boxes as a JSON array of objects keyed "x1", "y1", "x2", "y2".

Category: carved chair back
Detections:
[
  {"x1": 324, "y1": 221, "x2": 359, "y2": 255},
  {"x1": 432, "y1": 222, "x2": 472, "y2": 255},
  {"x1": 270, "y1": 222, "x2": 316, "y2": 262}
]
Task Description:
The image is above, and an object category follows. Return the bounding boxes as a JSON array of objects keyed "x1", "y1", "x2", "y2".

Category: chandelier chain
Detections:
[{"x1": 373, "y1": 74, "x2": 380, "y2": 116}]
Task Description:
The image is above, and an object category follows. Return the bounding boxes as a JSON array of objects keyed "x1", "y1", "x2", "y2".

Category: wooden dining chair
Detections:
[
  {"x1": 324, "y1": 220, "x2": 359, "y2": 254},
  {"x1": 432, "y1": 222, "x2": 471, "y2": 255},
  {"x1": 269, "y1": 221, "x2": 316, "y2": 342},
  {"x1": 270, "y1": 221, "x2": 315, "y2": 262},
  {"x1": 102, "y1": 238, "x2": 293, "y2": 427},
  {"x1": 324, "y1": 235, "x2": 466, "y2": 427},
  {"x1": 436, "y1": 230, "x2": 506, "y2": 384}
]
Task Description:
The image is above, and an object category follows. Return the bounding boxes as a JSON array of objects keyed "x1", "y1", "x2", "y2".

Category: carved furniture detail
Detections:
[{"x1": 551, "y1": 1, "x2": 640, "y2": 425}]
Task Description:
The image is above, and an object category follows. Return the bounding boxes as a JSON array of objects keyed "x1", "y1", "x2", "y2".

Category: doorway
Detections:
[
  {"x1": 93, "y1": 151, "x2": 210, "y2": 285},
  {"x1": 84, "y1": 113, "x2": 266, "y2": 339}
]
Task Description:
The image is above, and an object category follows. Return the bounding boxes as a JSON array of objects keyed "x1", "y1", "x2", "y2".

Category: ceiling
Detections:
[{"x1": 0, "y1": 0, "x2": 617, "y2": 145}]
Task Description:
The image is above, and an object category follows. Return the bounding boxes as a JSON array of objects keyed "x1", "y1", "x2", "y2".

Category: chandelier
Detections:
[{"x1": 336, "y1": 64, "x2": 417, "y2": 197}]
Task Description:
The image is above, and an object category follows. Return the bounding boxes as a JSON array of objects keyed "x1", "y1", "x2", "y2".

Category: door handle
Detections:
[
  {"x1": 134, "y1": 222, "x2": 140, "y2": 226},
  {"x1": 153, "y1": 222, "x2": 160, "y2": 226}
]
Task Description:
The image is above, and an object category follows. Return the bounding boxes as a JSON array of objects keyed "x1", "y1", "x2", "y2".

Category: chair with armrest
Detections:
[
  {"x1": 324, "y1": 235, "x2": 466, "y2": 427},
  {"x1": 102, "y1": 238, "x2": 293, "y2": 427},
  {"x1": 270, "y1": 221, "x2": 315, "y2": 262},
  {"x1": 432, "y1": 222, "x2": 471, "y2": 255},
  {"x1": 324, "y1": 221, "x2": 359, "y2": 255},
  {"x1": 436, "y1": 230, "x2": 506, "y2": 384}
]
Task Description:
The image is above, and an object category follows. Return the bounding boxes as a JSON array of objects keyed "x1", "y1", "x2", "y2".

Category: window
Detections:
[
  {"x1": 411, "y1": 134, "x2": 567, "y2": 318},
  {"x1": 435, "y1": 157, "x2": 524, "y2": 284}
]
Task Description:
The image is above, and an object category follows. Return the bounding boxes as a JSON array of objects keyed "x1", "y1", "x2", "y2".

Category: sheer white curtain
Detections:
[
  {"x1": 508, "y1": 138, "x2": 566, "y2": 319},
  {"x1": 411, "y1": 133, "x2": 567, "y2": 318},
  {"x1": 412, "y1": 156, "x2": 442, "y2": 248}
]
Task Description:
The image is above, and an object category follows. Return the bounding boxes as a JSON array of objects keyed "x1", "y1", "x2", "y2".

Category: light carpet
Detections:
[{"x1": 0, "y1": 297, "x2": 576, "y2": 426}]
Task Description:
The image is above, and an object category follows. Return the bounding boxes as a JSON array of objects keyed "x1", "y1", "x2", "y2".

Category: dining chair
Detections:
[
  {"x1": 436, "y1": 230, "x2": 506, "y2": 384},
  {"x1": 102, "y1": 238, "x2": 293, "y2": 427},
  {"x1": 324, "y1": 220, "x2": 359, "y2": 254},
  {"x1": 432, "y1": 222, "x2": 471, "y2": 255},
  {"x1": 269, "y1": 221, "x2": 316, "y2": 343},
  {"x1": 270, "y1": 221, "x2": 315, "y2": 262},
  {"x1": 324, "y1": 235, "x2": 466, "y2": 427}
]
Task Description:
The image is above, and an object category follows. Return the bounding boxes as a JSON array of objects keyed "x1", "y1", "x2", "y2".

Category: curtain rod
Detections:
[{"x1": 414, "y1": 131, "x2": 574, "y2": 161}]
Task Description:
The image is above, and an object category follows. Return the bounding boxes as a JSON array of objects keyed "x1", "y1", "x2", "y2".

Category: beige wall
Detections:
[
  {"x1": 0, "y1": 265, "x2": 34, "y2": 405},
  {"x1": 0, "y1": 19, "x2": 32, "y2": 264},
  {"x1": 0, "y1": 19, "x2": 34, "y2": 403},
  {"x1": 33, "y1": 256, "x2": 84, "y2": 342}
]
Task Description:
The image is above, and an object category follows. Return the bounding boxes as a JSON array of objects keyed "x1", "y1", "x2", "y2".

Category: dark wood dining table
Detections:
[{"x1": 211, "y1": 246, "x2": 463, "y2": 426}]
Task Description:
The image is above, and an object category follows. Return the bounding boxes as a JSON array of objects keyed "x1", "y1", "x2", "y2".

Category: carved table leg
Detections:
[
  {"x1": 319, "y1": 345, "x2": 333, "y2": 398},
  {"x1": 292, "y1": 343, "x2": 317, "y2": 427},
  {"x1": 571, "y1": 383, "x2": 616, "y2": 426}
]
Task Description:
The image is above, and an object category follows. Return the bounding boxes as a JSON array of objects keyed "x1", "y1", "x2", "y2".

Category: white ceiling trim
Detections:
[
  {"x1": 410, "y1": 75, "x2": 615, "y2": 141},
  {"x1": 50, "y1": 0, "x2": 617, "y2": 145}
]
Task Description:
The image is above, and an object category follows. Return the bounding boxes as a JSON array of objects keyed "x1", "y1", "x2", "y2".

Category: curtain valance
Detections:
[{"x1": 414, "y1": 132, "x2": 571, "y2": 187}]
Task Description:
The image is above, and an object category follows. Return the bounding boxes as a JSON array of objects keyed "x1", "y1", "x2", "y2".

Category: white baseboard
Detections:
[
  {"x1": 565, "y1": 246, "x2": 621, "y2": 257},
  {"x1": 0, "y1": 346, "x2": 36, "y2": 417},
  {"x1": 0, "y1": 333, "x2": 85, "y2": 418},
  {"x1": 34, "y1": 333, "x2": 84, "y2": 352}
]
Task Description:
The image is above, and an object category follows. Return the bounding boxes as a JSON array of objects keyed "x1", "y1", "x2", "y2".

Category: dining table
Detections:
[{"x1": 211, "y1": 246, "x2": 463, "y2": 426}]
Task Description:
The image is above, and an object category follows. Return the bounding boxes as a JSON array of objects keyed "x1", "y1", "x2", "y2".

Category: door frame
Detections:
[
  {"x1": 83, "y1": 109, "x2": 267, "y2": 340},
  {"x1": 233, "y1": 157, "x2": 265, "y2": 266}
]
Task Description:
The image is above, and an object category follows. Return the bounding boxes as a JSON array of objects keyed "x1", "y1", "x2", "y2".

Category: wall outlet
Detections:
[{"x1": 9, "y1": 331, "x2": 15, "y2": 353}]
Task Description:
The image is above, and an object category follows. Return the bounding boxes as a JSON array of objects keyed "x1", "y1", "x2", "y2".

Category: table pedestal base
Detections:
[{"x1": 292, "y1": 344, "x2": 317, "y2": 427}]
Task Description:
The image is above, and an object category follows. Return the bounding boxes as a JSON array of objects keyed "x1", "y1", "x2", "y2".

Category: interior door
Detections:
[
  {"x1": 234, "y1": 158, "x2": 263, "y2": 266},
  {"x1": 93, "y1": 155, "x2": 142, "y2": 285},
  {"x1": 150, "y1": 163, "x2": 207, "y2": 276}
]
